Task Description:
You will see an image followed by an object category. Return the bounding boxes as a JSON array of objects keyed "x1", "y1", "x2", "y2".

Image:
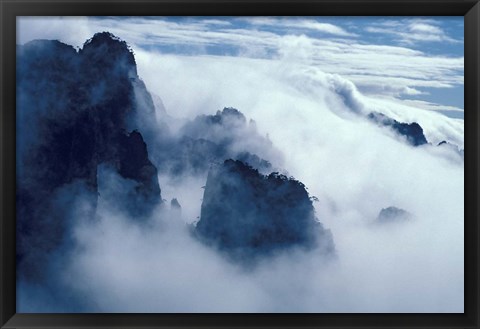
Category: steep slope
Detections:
[
  {"x1": 195, "y1": 160, "x2": 335, "y2": 263},
  {"x1": 16, "y1": 32, "x2": 161, "y2": 280}
]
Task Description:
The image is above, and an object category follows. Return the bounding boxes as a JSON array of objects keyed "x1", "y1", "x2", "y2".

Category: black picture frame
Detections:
[{"x1": 1, "y1": 0, "x2": 479, "y2": 328}]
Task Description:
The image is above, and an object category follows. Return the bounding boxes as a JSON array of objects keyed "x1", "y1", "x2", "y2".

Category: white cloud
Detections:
[
  {"x1": 366, "y1": 19, "x2": 462, "y2": 45},
  {"x1": 241, "y1": 17, "x2": 357, "y2": 37},
  {"x1": 53, "y1": 52, "x2": 463, "y2": 313},
  {"x1": 17, "y1": 16, "x2": 93, "y2": 48},
  {"x1": 17, "y1": 16, "x2": 463, "y2": 111},
  {"x1": 410, "y1": 22, "x2": 443, "y2": 34},
  {"x1": 16, "y1": 17, "x2": 464, "y2": 313}
]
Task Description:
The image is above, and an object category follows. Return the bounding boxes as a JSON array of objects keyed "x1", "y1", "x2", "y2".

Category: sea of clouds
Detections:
[{"x1": 16, "y1": 17, "x2": 464, "y2": 313}]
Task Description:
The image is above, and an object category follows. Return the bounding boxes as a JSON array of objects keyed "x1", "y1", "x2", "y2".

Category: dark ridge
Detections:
[
  {"x1": 236, "y1": 151, "x2": 273, "y2": 173},
  {"x1": 16, "y1": 33, "x2": 161, "y2": 280},
  {"x1": 18, "y1": 40, "x2": 78, "y2": 70},
  {"x1": 195, "y1": 160, "x2": 335, "y2": 264},
  {"x1": 368, "y1": 112, "x2": 428, "y2": 147}
]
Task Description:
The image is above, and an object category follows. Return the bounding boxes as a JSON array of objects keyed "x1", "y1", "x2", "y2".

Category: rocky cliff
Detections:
[
  {"x1": 195, "y1": 160, "x2": 335, "y2": 263},
  {"x1": 17, "y1": 32, "x2": 161, "y2": 279}
]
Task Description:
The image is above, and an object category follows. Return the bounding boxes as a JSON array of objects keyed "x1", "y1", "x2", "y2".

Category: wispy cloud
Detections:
[
  {"x1": 16, "y1": 16, "x2": 464, "y2": 313},
  {"x1": 16, "y1": 16, "x2": 464, "y2": 114},
  {"x1": 365, "y1": 19, "x2": 461, "y2": 45},
  {"x1": 240, "y1": 17, "x2": 357, "y2": 37}
]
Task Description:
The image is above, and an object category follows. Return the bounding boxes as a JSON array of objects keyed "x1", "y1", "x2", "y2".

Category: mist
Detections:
[
  {"x1": 136, "y1": 51, "x2": 464, "y2": 312},
  {"x1": 16, "y1": 25, "x2": 463, "y2": 313}
]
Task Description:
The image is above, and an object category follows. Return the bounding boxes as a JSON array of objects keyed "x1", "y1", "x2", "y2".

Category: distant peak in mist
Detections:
[
  {"x1": 377, "y1": 206, "x2": 413, "y2": 224},
  {"x1": 153, "y1": 106, "x2": 279, "y2": 176},
  {"x1": 367, "y1": 111, "x2": 428, "y2": 147},
  {"x1": 437, "y1": 140, "x2": 464, "y2": 159},
  {"x1": 184, "y1": 107, "x2": 249, "y2": 135},
  {"x1": 214, "y1": 107, "x2": 247, "y2": 123},
  {"x1": 21, "y1": 38, "x2": 77, "y2": 54}
]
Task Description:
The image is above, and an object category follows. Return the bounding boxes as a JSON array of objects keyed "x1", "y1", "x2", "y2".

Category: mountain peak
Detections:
[
  {"x1": 80, "y1": 32, "x2": 137, "y2": 76},
  {"x1": 22, "y1": 39, "x2": 77, "y2": 53},
  {"x1": 83, "y1": 31, "x2": 130, "y2": 50},
  {"x1": 368, "y1": 111, "x2": 428, "y2": 147}
]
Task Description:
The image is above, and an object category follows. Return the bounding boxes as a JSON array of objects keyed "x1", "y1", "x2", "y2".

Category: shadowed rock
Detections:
[
  {"x1": 377, "y1": 206, "x2": 413, "y2": 224},
  {"x1": 195, "y1": 160, "x2": 335, "y2": 263},
  {"x1": 17, "y1": 32, "x2": 161, "y2": 280},
  {"x1": 368, "y1": 112, "x2": 428, "y2": 147}
]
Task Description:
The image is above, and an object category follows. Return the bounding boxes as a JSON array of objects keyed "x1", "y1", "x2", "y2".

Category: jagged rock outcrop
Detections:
[
  {"x1": 195, "y1": 160, "x2": 335, "y2": 263},
  {"x1": 437, "y1": 140, "x2": 464, "y2": 159},
  {"x1": 16, "y1": 32, "x2": 161, "y2": 279},
  {"x1": 368, "y1": 112, "x2": 428, "y2": 146},
  {"x1": 171, "y1": 198, "x2": 181, "y2": 210},
  {"x1": 377, "y1": 206, "x2": 413, "y2": 224},
  {"x1": 115, "y1": 130, "x2": 162, "y2": 216},
  {"x1": 154, "y1": 107, "x2": 278, "y2": 176},
  {"x1": 170, "y1": 198, "x2": 182, "y2": 220},
  {"x1": 235, "y1": 152, "x2": 273, "y2": 172},
  {"x1": 181, "y1": 107, "x2": 249, "y2": 142}
]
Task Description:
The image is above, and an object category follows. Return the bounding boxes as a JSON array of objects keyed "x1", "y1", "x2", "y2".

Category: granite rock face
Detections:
[
  {"x1": 17, "y1": 32, "x2": 161, "y2": 279},
  {"x1": 195, "y1": 160, "x2": 335, "y2": 263}
]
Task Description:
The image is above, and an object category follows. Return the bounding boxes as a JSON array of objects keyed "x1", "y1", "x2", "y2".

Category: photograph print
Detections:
[{"x1": 16, "y1": 16, "x2": 464, "y2": 313}]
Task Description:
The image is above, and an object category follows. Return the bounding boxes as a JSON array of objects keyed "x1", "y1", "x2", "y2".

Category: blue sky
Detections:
[
  {"x1": 16, "y1": 16, "x2": 465, "y2": 313},
  {"x1": 18, "y1": 16, "x2": 464, "y2": 118}
]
